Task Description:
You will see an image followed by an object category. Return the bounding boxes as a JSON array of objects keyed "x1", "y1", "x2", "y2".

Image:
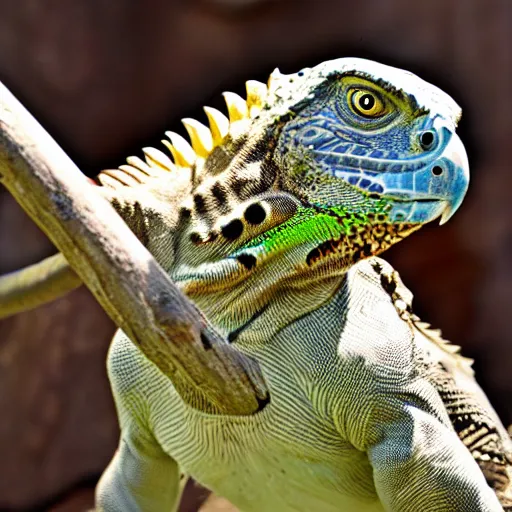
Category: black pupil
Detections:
[
  {"x1": 359, "y1": 94, "x2": 375, "y2": 111},
  {"x1": 421, "y1": 131, "x2": 435, "y2": 147}
]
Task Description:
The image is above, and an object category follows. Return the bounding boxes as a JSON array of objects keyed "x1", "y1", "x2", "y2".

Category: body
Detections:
[{"x1": 98, "y1": 258, "x2": 509, "y2": 511}]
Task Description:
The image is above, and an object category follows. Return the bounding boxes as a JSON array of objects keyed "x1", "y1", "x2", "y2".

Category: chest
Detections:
[
  {"x1": 147, "y1": 369, "x2": 381, "y2": 512},
  {"x1": 136, "y1": 260, "x2": 406, "y2": 511}
]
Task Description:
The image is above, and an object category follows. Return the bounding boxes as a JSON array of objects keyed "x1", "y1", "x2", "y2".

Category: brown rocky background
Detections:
[{"x1": 0, "y1": 0, "x2": 510, "y2": 510}]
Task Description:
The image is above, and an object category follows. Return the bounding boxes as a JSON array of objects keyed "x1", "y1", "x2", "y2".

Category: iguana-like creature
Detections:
[{"x1": 2, "y1": 58, "x2": 511, "y2": 511}]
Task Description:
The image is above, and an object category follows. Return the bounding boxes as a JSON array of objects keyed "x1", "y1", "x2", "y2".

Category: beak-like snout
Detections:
[
  {"x1": 437, "y1": 132, "x2": 470, "y2": 224},
  {"x1": 374, "y1": 127, "x2": 470, "y2": 226}
]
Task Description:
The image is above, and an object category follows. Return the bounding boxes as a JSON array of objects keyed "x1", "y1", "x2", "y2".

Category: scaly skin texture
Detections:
[{"x1": 1, "y1": 57, "x2": 510, "y2": 510}]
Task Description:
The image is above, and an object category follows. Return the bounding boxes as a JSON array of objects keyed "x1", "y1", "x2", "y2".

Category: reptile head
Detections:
[
  {"x1": 239, "y1": 58, "x2": 469, "y2": 273},
  {"x1": 274, "y1": 58, "x2": 468, "y2": 227}
]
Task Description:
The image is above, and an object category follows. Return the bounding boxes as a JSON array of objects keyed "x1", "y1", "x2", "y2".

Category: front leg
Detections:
[
  {"x1": 369, "y1": 405, "x2": 503, "y2": 511},
  {"x1": 96, "y1": 426, "x2": 185, "y2": 512},
  {"x1": 336, "y1": 258, "x2": 504, "y2": 511},
  {"x1": 97, "y1": 329, "x2": 186, "y2": 511}
]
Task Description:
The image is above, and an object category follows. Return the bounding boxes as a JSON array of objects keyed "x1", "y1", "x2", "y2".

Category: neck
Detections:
[{"x1": 183, "y1": 268, "x2": 346, "y2": 354}]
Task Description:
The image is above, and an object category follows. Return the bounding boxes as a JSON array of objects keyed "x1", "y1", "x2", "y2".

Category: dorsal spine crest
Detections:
[
  {"x1": 204, "y1": 106, "x2": 230, "y2": 147},
  {"x1": 97, "y1": 77, "x2": 269, "y2": 189},
  {"x1": 182, "y1": 118, "x2": 214, "y2": 158}
]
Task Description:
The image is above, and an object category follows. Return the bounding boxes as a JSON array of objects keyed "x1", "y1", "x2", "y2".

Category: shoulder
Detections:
[
  {"x1": 329, "y1": 258, "x2": 448, "y2": 447},
  {"x1": 107, "y1": 329, "x2": 170, "y2": 430},
  {"x1": 107, "y1": 329, "x2": 153, "y2": 394},
  {"x1": 339, "y1": 257, "x2": 417, "y2": 382}
]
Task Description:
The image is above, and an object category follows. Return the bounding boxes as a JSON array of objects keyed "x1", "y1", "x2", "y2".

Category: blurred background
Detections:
[{"x1": 0, "y1": 0, "x2": 511, "y2": 510}]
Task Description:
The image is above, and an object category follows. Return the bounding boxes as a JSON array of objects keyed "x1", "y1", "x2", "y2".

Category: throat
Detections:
[{"x1": 180, "y1": 270, "x2": 345, "y2": 353}]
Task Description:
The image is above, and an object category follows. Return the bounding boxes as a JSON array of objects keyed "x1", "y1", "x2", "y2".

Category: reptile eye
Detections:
[{"x1": 349, "y1": 89, "x2": 386, "y2": 118}]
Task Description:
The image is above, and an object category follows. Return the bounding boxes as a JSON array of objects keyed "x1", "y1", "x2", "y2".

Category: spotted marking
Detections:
[
  {"x1": 237, "y1": 253, "x2": 257, "y2": 270},
  {"x1": 221, "y1": 219, "x2": 244, "y2": 240},
  {"x1": 244, "y1": 203, "x2": 267, "y2": 225}
]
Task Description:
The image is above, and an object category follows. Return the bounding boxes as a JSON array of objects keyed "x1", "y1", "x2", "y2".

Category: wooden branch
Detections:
[
  {"x1": 0, "y1": 253, "x2": 82, "y2": 319},
  {"x1": 0, "y1": 81, "x2": 268, "y2": 415}
]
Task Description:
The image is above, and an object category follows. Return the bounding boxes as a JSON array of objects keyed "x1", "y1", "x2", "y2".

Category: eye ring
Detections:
[{"x1": 349, "y1": 89, "x2": 387, "y2": 118}]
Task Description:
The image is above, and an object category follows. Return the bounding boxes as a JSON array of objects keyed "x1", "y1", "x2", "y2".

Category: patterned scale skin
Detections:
[{"x1": 93, "y1": 58, "x2": 511, "y2": 511}]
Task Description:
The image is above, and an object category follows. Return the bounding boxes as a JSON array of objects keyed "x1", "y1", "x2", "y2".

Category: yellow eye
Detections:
[{"x1": 349, "y1": 89, "x2": 387, "y2": 118}]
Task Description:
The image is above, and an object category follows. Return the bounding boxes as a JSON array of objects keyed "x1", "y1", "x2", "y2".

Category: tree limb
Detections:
[
  {"x1": 0, "y1": 253, "x2": 82, "y2": 319},
  {"x1": 0, "y1": 80, "x2": 268, "y2": 415}
]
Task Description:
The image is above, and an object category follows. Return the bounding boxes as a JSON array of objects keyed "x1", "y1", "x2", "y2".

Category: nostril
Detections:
[
  {"x1": 420, "y1": 130, "x2": 435, "y2": 150},
  {"x1": 432, "y1": 165, "x2": 443, "y2": 176}
]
